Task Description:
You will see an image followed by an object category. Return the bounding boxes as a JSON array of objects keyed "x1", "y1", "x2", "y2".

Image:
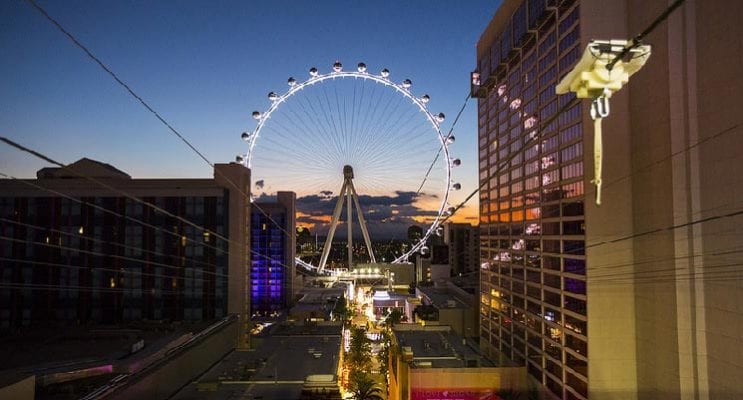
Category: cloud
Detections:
[{"x1": 295, "y1": 190, "x2": 445, "y2": 239}]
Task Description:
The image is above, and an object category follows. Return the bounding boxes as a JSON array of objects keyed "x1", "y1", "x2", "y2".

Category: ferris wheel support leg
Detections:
[
  {"x1": 347, "y1": 185, "x2": 353, "y2": 269},
  {"x1": 349, "y1": 182, "x2": 376, "y2": 263},
  {"x1": 318, "y1": 181, "x2": 348, "y2": 273}
]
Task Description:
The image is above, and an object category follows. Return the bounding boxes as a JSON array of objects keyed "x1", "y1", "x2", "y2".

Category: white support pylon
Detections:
[{"x1": 318, "y1": 165, "x2": 377, "y2": 273}]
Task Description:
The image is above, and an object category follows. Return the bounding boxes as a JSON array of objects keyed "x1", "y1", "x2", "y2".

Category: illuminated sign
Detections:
[{"x1": 411, "y1": 389, "x2": 498, "y2": 400}]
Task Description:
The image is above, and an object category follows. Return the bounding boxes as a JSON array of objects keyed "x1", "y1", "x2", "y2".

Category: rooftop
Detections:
[
  {"x1": 37, "y1": 158, "x2": 131, "y2": 179},
  {"x1": 171, "y1": 323, "x2": 342, "y2": 400},
  {"x1": 417, "y1": 285, "x2": 472, "y2": 309},
  {"x1": 393, "y1": 325, "x2": 499, "y2": 369}
]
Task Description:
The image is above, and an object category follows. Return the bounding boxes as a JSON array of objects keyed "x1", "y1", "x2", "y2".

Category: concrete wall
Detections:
[
  {"x1": 0, "y1": 375, "x2": 34, "y2": 400},
  {"x1": 582, "y1": 0, "x2": 743, "y2": 399},
  {"x1": 277, "y1": 191, "x2": 297, "y2": 307},
  {"x1": 580, "y1": 2, "x2": 639, "y2": 399},
  {"x1": 686, "y1": 1, "x2": 743, "y2": 398},
  {"x1": 214, "y1": 163, "x2": 251, "y2": 349},
  {"x1": 109, "y1": 319, "x2": 237, "y2": 400}
]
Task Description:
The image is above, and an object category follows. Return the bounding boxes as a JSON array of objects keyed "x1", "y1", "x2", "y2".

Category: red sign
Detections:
[{"x1": 411, "y1": 389, "x2": 498, "y2": 400}]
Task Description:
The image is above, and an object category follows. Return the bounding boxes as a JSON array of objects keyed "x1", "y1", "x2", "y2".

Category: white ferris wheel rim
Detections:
[{"x1": 241, "y1": 64, "x2": 456, "y2": 265}]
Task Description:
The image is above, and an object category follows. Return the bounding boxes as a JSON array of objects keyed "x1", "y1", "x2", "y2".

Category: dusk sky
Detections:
[{"x1": 1, "y1": 0, "x2": 501, "y2": 237}]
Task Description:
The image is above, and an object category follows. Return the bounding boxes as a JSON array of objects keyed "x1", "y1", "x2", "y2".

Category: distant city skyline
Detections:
[{"x1": 0, "y1": 0, "x2": 500, "y2": 229}]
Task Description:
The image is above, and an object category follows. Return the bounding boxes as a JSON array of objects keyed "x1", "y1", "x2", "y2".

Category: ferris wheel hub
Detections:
[{"x1": 343, "y1": 165, "x2": 354, "y2": 179}]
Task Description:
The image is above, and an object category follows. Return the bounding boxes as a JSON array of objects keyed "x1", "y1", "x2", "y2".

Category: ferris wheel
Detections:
[{"x1": 238, "y1": 61, "x2": 462, "y2": 272}]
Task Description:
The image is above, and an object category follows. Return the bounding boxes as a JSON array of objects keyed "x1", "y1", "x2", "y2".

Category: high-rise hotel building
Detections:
[
  {"x1": 250, "y1": 191, "x2": 297, "y2": 317},
  {"x1": 0, "y1": 158, "x2": 252, "y2": 348},
  {"x1": 476, "y1": 0, "x2": 743, "y2": 399},
  {"x1": 476, "y1": 0, "x2": 587, "y2": 398}
]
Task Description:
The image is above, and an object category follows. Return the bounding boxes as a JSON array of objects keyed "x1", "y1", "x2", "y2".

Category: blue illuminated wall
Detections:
[{"x1": 250, "y1": 192, "x2": 296, "y2": 317}]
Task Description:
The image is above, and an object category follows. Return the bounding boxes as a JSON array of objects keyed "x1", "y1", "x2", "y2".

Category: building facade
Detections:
[
  {"x1": 250, "y1": 191, "x2": 296, "y2": 316},
  {"x1": 388, "y1": 324, "x2": 526, "y2": 400},
  {"x1": 445, "y1": 223, "x2": 480, "y2": 276},
  {"x1": 0, "y1": 159, "x2": 252, "y2": 347},
  {"x1": 476, "y1": 1, "x2": 586, "y2": 398},
  {"x1": 477, "y1": 1, "x2": 743, "y2": 399}
]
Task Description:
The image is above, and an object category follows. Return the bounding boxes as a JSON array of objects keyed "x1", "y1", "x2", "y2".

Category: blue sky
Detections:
[{"x1": 1, "y1": 0, "x2": 500, "y2": 227}]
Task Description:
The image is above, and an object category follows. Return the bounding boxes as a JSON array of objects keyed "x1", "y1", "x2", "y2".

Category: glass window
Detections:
[
  {"x1": 562, "y1": 182, "x2": 585, "y2": 199},
  {"x1": 541, "y1": 204, "x2": 560, "y2": 218},
  {"x1": 539, "y1": 31, "x2": 556, "y2": 56},
  {"x1": 564, "y1": 295, "x2": 586, "y2": 315},
  {"x1": 561, "y1": 142, "x2": 582, "y2": 162},
  {"x1": 564, "y1": 258, "x2": 585, "y2": 275},
  {"x1": 564, "y1": 277, "x2": 586, "y2": 295},
  {"x1": 523, "y1": 50, "x2": 538, "y2": 72},
  {"x1": 501, "y1": 21, "x2": 513, "y2": 56},
  {"x1": 528, "y1": 0, "x2": 547, "y2": 29},
  {"x1": 561, "y1": 162, "x2": 583, "y2": 180},
  {"x1": 559, "y1": 26, "x2": 580, "y2": 53},
  {"x1": 565, "y1": 333, "x2": 587, "y2": 356},
  {"x1": 558, "y1": 5, "x2": 580, "y2": 34},
  {"x1": 539, "y1": 67, "x2": 557, "y2": 89},
  {"x1": 527, "y1": 270, "x2": 541, "y2": 284},
  {"x1": 513, "y1": 2, "x2": 527, "y2": 43},
  {"x1": 543, "y1": 239, "x2": 560, "y2": 253},
  {"x1": 564, "y1": 314, "x2": 587, "y2": 336},
  {"x1": 540, "y1": 99, "x2": 558, "y2": 121},
  {"x1": 559, "y1": 44, "x2": 582, "y2": 73},
  {"x1": 563, "y1": 240, "x2": 584, "y2": 254},
  {"x1": 562, "y1": 220, "x2": 585, "y2": 235},
  {"x1": 544, "y1": 272, "x2": 561, "y2": 289},
  {"x1": 545, "y1": 358, "x2": 563, "y2": 380},
  {"x1": 543, "y1": 255, "x2": 561, "y2": 271},
  {"x1": 542, "y1": 222, "x2": 560, "y2": 235},
  {"x1": 566, "y1": 370, "x2": 588, "y2": 397},
  {"x1": 545, "y1": 375, "x2": 563, "y2": 398},
  {"x1": 544, "y1": 290, "x2": 561, "y2": 307},
  {"x1": 562, "y1": 201, "x2": 584, "y2": 217},
  {"x1": 559, "y1": 103, "x2": 581, "y2": 126}
]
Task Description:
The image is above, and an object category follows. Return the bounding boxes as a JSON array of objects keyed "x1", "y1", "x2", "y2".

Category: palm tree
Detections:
[
  {"x1": 348, "y1": 326, "x2": 373, "y2": 371},
  {"x1": 376, "y1": 330, "x2": 391, "y2": 380},
  {"x1": 348, "y1": 370, "x2": 384, "y2": 400},
  {"x1": 384, "y1": 309, "x2": 403, "y2": 327}
]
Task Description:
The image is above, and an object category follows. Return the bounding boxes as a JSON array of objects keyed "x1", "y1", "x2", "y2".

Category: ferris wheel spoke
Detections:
[
  {"x1": 332, "y1": 85, "x2": 345, "y2": 156},
  {"x1": 354, "y1": 97, "x2": 408, "y2": 161},
  {"x1": 360, "y1": 90, "x2": 401, "y2": 149},
  {"x1": 294, "y1": 90, "x2": 345, "y2": 161},
  {"x1": 359, "y1": 82, "x2": 395, "y2": 147},
  {"x1": 261, "y1": 123, "x2": 339, "y2": 167},
  {"x1": 338, "y1": 85, "x2": 352, "y2": 158},
  {"x1": 320, "y1": 86, "x2": 347, "y2": 160},
  {"x1": 349, "y1": 78, "x2": 363, "y2": 144},
  {"x1": 362, "y1": 132, "x2": 438, "y2": 171},
  {"x1": 245, "y1": 66, "x2": 454, "y2": 267},
  {"x1": 362, "y1": 113, "x2": 427, "y2": 160},
  {"x1": 297, "y1": 90, "x2": 347, "y2": 162},
  {"x1": 355, "y1": 81, "x2": 381, "y2": 146},
  {"x1": 347, "y1": 80, "x2": 361, "y2": 161},
  {"x1": 275, "y1": 106, "x2": 337, "y2": 159},
  {"x1": 266, "y1": 109, "x2": 331, "y2": 158},
  {"x1": 332, "y1": 85, "x2": 350, "y2": 161}
]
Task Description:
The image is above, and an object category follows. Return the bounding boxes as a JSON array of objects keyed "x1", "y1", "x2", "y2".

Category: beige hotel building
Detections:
[{"x1": 475, "y1": 0, "x2": 743, "y2": 399}]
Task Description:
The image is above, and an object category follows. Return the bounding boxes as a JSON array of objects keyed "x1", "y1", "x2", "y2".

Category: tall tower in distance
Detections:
[
  {"x1": 250, "y1": 191, "x2": 296, "y2": 318},
  {"x1": 444, "y1": 222, "x2": 480, "y2": 276}
]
